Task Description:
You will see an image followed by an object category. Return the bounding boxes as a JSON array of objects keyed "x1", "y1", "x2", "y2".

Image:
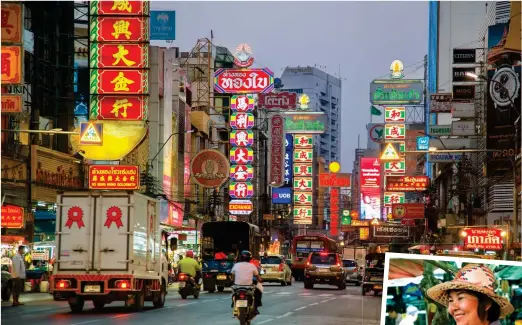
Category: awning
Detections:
[{"x1": 496, "y1": 266, "x2": 522, "y2": 281}]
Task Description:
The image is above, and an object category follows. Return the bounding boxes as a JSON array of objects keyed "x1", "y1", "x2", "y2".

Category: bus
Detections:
[{"x1": 290, "y1": 235, "x2": 338, "y2": 281}]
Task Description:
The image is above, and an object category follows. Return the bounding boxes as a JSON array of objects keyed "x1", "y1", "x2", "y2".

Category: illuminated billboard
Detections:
[{"x1": 359, "y1": 157, "x2": 381, "y2": 220}]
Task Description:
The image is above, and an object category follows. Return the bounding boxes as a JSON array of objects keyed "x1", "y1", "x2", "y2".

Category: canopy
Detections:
[
  {"x1": 388, "y1": 258, "x2": 424, "y2": 279},
  {"x1": 496, "y1": 266, "x2": 522, "y2": 281}
]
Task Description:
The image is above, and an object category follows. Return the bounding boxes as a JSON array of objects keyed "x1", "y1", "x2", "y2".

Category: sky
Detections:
[{"x1": 151, "y1": 1, "x2": 429, "y2": 172}]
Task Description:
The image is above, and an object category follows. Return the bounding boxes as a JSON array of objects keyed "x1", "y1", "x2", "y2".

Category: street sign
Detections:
[{"x1": 380, "y1": 143, "x2": 400, "y2": 161}]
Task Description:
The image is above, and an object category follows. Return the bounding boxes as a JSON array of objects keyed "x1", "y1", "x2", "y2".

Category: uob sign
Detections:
[{"x1": 272, "y1": 187, "x2": 292, "y2": 204}]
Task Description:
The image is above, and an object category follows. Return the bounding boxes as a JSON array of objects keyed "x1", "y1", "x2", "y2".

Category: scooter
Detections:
[
  {"x1": 178, "y1": 273, "x2": 200, "y2": 299},
  {"x1": 231, "y1": 269, "x2": 265, "y2": 325}
]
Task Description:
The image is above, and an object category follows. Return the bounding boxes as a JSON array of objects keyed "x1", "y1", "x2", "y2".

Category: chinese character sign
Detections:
[
  {"x1": 1, "y1": 46, "x2": 22, "y2": 84},
  {"x1": 1, "y1": 3, "x2": 23, "y2": 43},
  {"x1": 330, "y1": 188, "x2": 340, "y2": 236},
  {"x1": 229, "y1": 90, "x2": 255, "y2": 216},
  {"x1": 89, "y1": 1, "x2": 150, "y2": 122},
  {"x1": 293, "y1": 134, "x2": 313, "y2": 225},
  {"x1": 284, "y1": 134, "x2": 293, "y2": 187},
  {"x1": 269, "y1": 114, "x2": 285, "y2": 186}
]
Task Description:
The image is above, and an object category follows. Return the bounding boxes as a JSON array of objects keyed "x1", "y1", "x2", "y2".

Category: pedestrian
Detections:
[
  {"x1": 398, "y1": 306, "x2": 419, "y2": 325},
  {"x1": 385, "y1": 305, "x2": 403, "y2": 325},
  {"x1": 11, "y1": 245, "x2": 26, "y2": 306}
]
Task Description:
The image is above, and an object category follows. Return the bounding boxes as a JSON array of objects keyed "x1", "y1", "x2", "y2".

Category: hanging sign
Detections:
[
  {"x1": 230, "y1": 130, "x2": 254, "y2": 146},
  {"x1": 391, "y1": 203, "x2": 425, "y2": 219},
  {"x1": 294, "y1": 192, "x2": 313, "y2": 205},
  {"x1": 384, "y1": 192, "x2": 405, "y2": 207},
  {"x1": 294, "y1": 149, "x2": 313, "y2": 163},
  {"x1": 463, "y1": 228, "x2": 503, "y2": 251},
  {"x1": 190, "y1": 149, "x2": 230, "y2": 188},
  {"x1": 89, "y1": 17, "x2": 149, "y2": 42},
  {"x1": 230, "y1": 112, "x2": 255, "y2": 129},
  {"x1": 1, "y1": 205, "x2": 24, "y2": 228},
  {"x1": 384, "y1": 124, "x2": 406, "y2": 140},
  {"x1": 230, "y1": 147, "x2": 254, "y2": 164},
  {"x1": 90, "y1": 95, "x2": 148, "y2": 120},
  {"x1": 380, "y1": 143, "x2": 401, "y2": 161},
  {"x1": 1, "y1": 46, "x2": 22, "y2": 84},
  {"x1": 258, "y1": 92, "x2": 298, "y2": 109},
  {"x1": 90, "y1": 69, "x2": 148, "y2": 95},
  {"x1": 214, "y1": 68, "x2": 275, "y2": 94},
  {"x1": 294, "y1": 164, "x2": 313, "y2": 177},
  {"x1": 90, "y1": 43, "x2": 149, "y2": 69},
  {"x1": 229, "y1": 200, "x2": 254, "y2": 215},
  {"x1": 1, "y1": 94, "x2": 22, "y2": 113},
  {"x1": 269, "y1": 114, "x2": 285, "y2": 186},
  {"x1": 230, "y1": 165, "x2": 254, "y2": 182},
  {"x1": 384, "y1": 159, "x2": 406, "y2": 174},
  {"x1": 231, "y1": 95, "x2": 254, "y2": 112},
  {"x1": 386, "y1": 176, "x2": 429, "y2": 191},
  {"x1": 385, "y1": 107, "x2": 406, "y2": 122},
  {"x1": 293, "y1": 206, "x2": 313, "y2": 225},
  {"x1": 318, "y1": 173, "x2": 351, "y2": 187},
  {"x1": 88, "y1": 165, "x2": 140, "y2": 190},
  {"x1": 1, "y1": 3, "x2": 23, "y2": 43},
  {"x1": 294, "y1": 134, "x2": 313, "y2": 148},
  {"x1": 294, "y1": 178, "x2": 313, "y2": 191},
  {"x1": 229, "y1": 182, "x2": 254, "y2": 199},
  {"x1": 89, "y1": 1, "x2": 150, "y2": 16},
  {"x1": 79, "y1": 122, "x2": 103, "y2": 145}
]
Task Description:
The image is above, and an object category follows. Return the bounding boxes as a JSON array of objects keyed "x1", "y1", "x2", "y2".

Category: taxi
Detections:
[{"x1": 260, "y1": 255, "x2": 292, "y2": 286}]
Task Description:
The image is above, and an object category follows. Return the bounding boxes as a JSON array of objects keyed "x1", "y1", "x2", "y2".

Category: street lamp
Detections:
[{"x1": 149, "y1": 129, "x2": 194, "y2": 168}]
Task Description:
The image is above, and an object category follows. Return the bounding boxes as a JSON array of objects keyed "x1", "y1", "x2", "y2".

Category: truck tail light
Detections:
[
  {"x1": 115, "y1": 280, "x2": 130, "y2": 289},
  {"x1": 56, "y1": 280, "x2": 71, "y2": 289}
]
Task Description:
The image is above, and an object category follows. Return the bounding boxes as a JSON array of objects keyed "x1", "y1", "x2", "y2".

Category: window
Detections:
[
  {"x1": 343, "y1": 260, "x2": 357, "y2": 267},
  {"x1": 261, "y1": 256, "x2": 282, "y2": 265},
  {"x1": 310, "y1": 253, "x2": 337, "y2": 265}
]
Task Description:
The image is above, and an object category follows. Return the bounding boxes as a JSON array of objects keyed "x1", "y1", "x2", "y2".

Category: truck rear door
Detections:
[
  {"x1": 94, "y1": 194, "x2": 131, "y2": 271},
  {"x1": 56, "y1": 194, "x2": 94, "y2": 271}
]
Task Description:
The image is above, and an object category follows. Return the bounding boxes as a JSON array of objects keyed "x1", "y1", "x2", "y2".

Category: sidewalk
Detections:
[{"x1": 1, "y1": 284, "x2": 182, "y2": 305}]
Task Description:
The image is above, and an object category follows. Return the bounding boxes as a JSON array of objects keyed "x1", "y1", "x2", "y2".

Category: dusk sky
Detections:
[{"x1": 152, "y1": 1, "x2": 429, "y2": 172}]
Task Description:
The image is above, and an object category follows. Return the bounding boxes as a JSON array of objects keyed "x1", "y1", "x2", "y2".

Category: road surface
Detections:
[{"x1": 2, "y1": 282, "x2": 382, "y2": 325}]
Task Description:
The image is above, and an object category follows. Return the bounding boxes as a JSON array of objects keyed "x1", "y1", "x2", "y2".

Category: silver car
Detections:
[{"x1": 342, "y1": 259, "x2": 361, "y2": 285}]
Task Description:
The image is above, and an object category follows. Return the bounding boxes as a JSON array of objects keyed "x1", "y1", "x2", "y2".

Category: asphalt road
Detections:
[{"x1": 1, "y1": 282, "x2": 382, "y2": 325}]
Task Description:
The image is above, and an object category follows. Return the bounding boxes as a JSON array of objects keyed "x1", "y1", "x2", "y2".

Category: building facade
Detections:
[{"x1": 280, "y1": 66, "x2": 342, "y2": 167}]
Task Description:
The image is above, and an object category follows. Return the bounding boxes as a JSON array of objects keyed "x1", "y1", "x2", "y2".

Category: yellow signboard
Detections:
[{"x1": 380, "y1": 142, "x2": 400, "y2": 161}]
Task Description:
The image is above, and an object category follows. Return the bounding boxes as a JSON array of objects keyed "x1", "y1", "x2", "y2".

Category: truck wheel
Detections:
[
  {"x1": 69, "y1": 297, "x2": 85, "y2": 313},
  {"x1": 217, "y1": 285, "x2": 224, "y2": 292},
  {"x1": 132, "y1": 288, "x2": 145, "y2": 312},
  {"x1": 153, "y1": 283, "x2": 166, "y2": 308},
  {"x1": 93, "y1": 299, "x2": 105, "y2": 310}
]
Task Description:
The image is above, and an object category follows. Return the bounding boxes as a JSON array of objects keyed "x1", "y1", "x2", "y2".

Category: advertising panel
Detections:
[
  {"x1": 150, "y1": 11, "x2": 176, "y2": 40},
  {"x1": 214, "y1": 68, "x2": 274, "y2": 94},
  {"x1": 231, "y1": 95, "x2": 255, "y2": 112},
  {"x1": 391, "y1": 203, "x2": 425, "y2": 219},
  {"x1": 1, "y1": 94, "x2": 22, "y2": 113},
  {"x1": 384, "y1": 160, "x2": 406, "y2": 174},
  {"x1": 429, "y1": 93, "x2": 452, "y2": 113},
  {"x1": 384, "y1": 124, "x2": 405, "y2": 140},
  {"x1": 90, "y1": 95, "x2": 148, "y2": 120},
  {"x1": 360, "y1": 157, "x2": 381, "y2": 220},
  {"x1": 230, "y1": 130, "x2": 254, "y2": 146},
  {"x1": 230, "y1": 165, "x2": 253, "y2": 182},
  {"x1": 90, "y1": 1, "x2": 149, "y2": 15},
  {"x1": 88, "y1": 165, "x2": 140, "y2": 190},
  {"x1": 190, "y1": 149, "x2": 229, "y2": 188},
  {"x1": 293, "y1": 207, "x2": 313, "y2": 225},
  {"x1": 452, "y1": 67, "x2": 476, "y2": 82},
  {"x1": 1, "y1": 205, "x2": 24, "y2": 228},
  {"x1": 1, "y1": 46, "x2": 22, "y2": 84},
  {"x1": 428, "y1": 153, "x2": 464, "y2": 163},
  {"x1": 330, "y1": 188, "x2": 340, "y2": 236},
  {"x1": 258, "y1": 92, "x2": 298, "y2": 109},
  {"x1": 386, "y1": 176, "x2": 429, "y2": 191},
  {"x1": 452, "y1": 85, "x2": 475, "y2": 100},
  {"x1": 293, "y1": 149, "x2": 313, "y2": 163},
  {"x1": 268, "y1": 114, "x2": 285, "y2": 186},
  {"x1": 91, "y1": 69, "x2": 149, "y2": 95},
  {"x1": 272, "y1": 187, "x2": 292, "y2": 204},
  {"x1": 463, "y1": 228, "x2": 503, "y2": 251},
  {"x1": 229, "y1": 200, "x2": 254, "y2": 215},
  {"x1": 373, "y1": 224, "x2": 409, "y2": 238},
  {"x1": 229, "y1": 182, "x2": 254, "y2": 199},
  {"x1": 370, "y1": 79, "x2": 424, "y2": 105},
  {"x1": 89, "y1": 17, "x2": 149, "y2": 42},
  {"x1": 90, "y1": 43, "x2": 149, "y2": 69},
  {"x1": 384, "y1": 107, "x2": 406, "y2": 123},
  {"x1": 384, "y1": 192, "x2": 405, "y2": 207},
  {"x1": 284, "y1": 134, "x2": 293, "y2": 187},
  {"x1": 429, "y1": 125, "x2": 452, "y2": 136},
  {"x1": 230, "y1": 112, "x2": 255, "y2": 129},
  {"x1": 452, "y1": 102, "x2": 475, "y2": 118},
  {"x1": 416, "y1": 136, "x2": 429, "y2": 150},
  {"x1": 1, "y1": 3, "x2": 23, "y2": 43},
  {"x1": 318, "y1": 173, "x2": 351, "y2": 187},
  {"x1": 284, "y1": 112, "x2": 327, "y2": 134},
  {"x1": 451, "y1": 120, "x2": 475, "y2": 136},
  {"x1": 294, "y1": 164, "x2": 313, "y2": 177},
  {"x1": 294, "y1": 134, "x2": 313, "y2": 148},
  {"x1": 453, "y1": 49, "x2": 476, "y2": 64},
  {"x1": 294, "y1": 192, "x2": 313, "y2": 205},
  {"x1": 486, "y1": 67, "x2": 520, "y2": 176}
]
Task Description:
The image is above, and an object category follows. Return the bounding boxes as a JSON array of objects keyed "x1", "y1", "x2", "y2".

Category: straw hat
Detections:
[{"x1": 426, "y1": 264, "x2": 514, "y2": 318}]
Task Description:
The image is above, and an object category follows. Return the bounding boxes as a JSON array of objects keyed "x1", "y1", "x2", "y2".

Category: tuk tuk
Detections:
[
  {"x1": 200, "y1": 221, "x2": 260, "y2": 293},
  {"x1": 361, "y1": 253, "x2": 385, "y2": 296}
]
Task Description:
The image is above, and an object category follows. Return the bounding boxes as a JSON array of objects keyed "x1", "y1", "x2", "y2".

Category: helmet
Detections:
[
  {"x1": 186, "y1": 250, "x2": 194, "y2": 258},
  {"x1": 239, "y1": 250, "x2": 252, "y2": 262}
]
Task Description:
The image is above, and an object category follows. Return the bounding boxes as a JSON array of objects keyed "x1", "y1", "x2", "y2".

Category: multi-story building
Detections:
[{"x1": 280, "y1": 66, "x2": 342, "y2": 167}]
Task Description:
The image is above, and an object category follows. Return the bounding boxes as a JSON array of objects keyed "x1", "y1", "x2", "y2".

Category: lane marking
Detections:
[
  {"x1": 257, "y1": 319, "x2": 274, "y2": 324},
  {"x1": 307, "y1": 302, "x2": 319, "y2": 306},
  {"x1": 277, "y1": 312, "x2": 293, "y2": 318},
  {"x1": 176, "y1": 302, "x2": 198, "y2": 306},
  {"x1": 320, "y1": 300, "x2": 329, "y2": 303},
  {"x1": 69, "y1": 320, "x2": 104, "y2": 325},
  {"x1": 294, "y1": 306, "x2": 307, "y2": 311},
  {"x1": 318, "y1": 294, "x2": 333, "y2": 297}
]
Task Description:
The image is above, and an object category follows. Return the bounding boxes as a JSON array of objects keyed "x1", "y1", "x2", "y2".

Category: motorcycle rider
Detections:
[
  {"x1": 231, "y1": 250, "x2": 263, "y2": 314},
  {"x1": 177, "y1": 250, "x2": 202, "y2": 286}
]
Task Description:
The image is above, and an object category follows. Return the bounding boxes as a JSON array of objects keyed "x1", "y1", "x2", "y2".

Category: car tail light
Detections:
[
  {"x1": 115, "y1": 280, "x2": 130, "y2": 289},
  {"x1": 306, "y1": 261, "x2": 310, "y2": 267},
  {"x1": 279, "y1": 263, "x2": 284, "y2": 271},
  {"x1": 337, "y1": 263, "x2": 341, "y2": 267},
  {"x1": 56, "y1": 280, "x2": 71, "y2": 289}
]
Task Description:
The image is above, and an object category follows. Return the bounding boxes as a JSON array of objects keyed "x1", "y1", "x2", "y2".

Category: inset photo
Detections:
[{"x1": 381, "y1": 253, "x2": 522, "y2": 325}]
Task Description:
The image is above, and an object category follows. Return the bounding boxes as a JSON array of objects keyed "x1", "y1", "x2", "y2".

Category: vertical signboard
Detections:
[
  {"x1": 293, "y1": 134, "x2": 313, "y2": 224},
  {"x1": 283, "y1": 134, "x2": 293, "y2": 188},
  {"x1": 330, "y1": 188, "x2": 340, "y2": 236},
  {"x1": 359, "y1": 157, "x2": 381, "y2": 220},
  {"x1": 89, "y1": 1, "x2": 150, "y2": 121},
  {"x1": 1, "y1": 2, "x2": 24, "y2": 91},
  {"x1": 268, "y1": 114, "x2": 285, "y2": 187},
  {"x1": 229, "y1": 95, "x2": 255, "y2": 216}
]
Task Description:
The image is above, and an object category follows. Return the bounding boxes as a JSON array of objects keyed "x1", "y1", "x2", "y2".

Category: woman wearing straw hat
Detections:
[{"x1": 426, "y1": 264, "x2": 514, "y2": 325}]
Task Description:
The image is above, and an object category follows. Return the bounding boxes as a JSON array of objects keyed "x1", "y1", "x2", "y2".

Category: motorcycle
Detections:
[
  {"x1": 178, "y1": 273, "x2": 200, "y2": 299},
  {"x1": 231, "y1": 269, "x2": 265, "y2": 325}
]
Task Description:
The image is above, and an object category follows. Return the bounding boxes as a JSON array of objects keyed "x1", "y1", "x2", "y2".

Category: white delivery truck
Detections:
[{"x1": 49, "y1": 191, "x2": 169, "y2": 313}]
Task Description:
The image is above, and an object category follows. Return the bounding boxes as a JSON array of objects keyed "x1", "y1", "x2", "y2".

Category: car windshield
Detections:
[
  {"x1": 310, "y1": 253, "x2": 337, "y2": 265},
  {"x1": 343, "y1": 260, "x2": 356, "y2": 267},
  {"x1": 261, "y1": 256, "x2": 282, "y2": 265}
]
